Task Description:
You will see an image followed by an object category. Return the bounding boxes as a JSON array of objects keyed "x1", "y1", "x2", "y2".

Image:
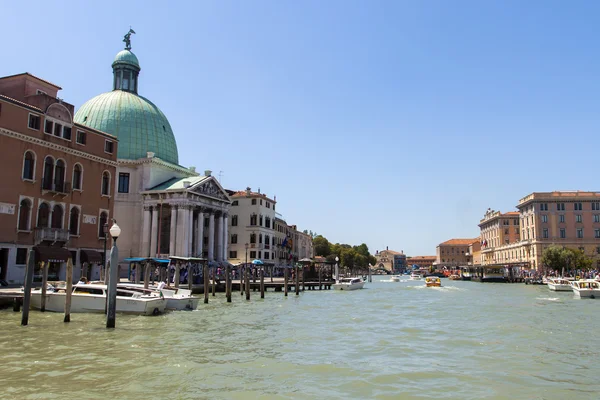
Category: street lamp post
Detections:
[
  {"x1": 106, "y1": 220, "x2": 121, "y2": 328},
  {"x1": 335, "y1": 256, "x2": 339, "y2": 281},
  {"x1": 102, "y1": 223, "x2": 108, "y2": 283}
]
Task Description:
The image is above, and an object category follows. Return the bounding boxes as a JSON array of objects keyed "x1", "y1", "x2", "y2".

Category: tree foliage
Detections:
[
  {"x1": 541, "y1": 245, "x2": 595, "y2": 272},
  {"x1": 314, "y1": 236, "x2": 377, "y2": 273}
]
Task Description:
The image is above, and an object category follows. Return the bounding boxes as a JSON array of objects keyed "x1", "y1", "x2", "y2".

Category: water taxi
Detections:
[
  {"x1": 118, "y1": 283, "x2": 199, "y2": 310},
  {"x1": 570, "y1": 280, "x2": 600, "y2": 298},
  {"x1": 30, "y1": 283, "x2": 166, "y2": 315},
  {"x1": 333, "y1": 277, "x2": 365, "y2": 291},
  {"x1": 390, "y1": 275, "x2": 402, "y2": 282},
  {"x1": 425, "y1": 276, "x2": 442, "y2": 287},
  {"x1": 546, "y1": 278, "x2": 573, "y2": 292}
]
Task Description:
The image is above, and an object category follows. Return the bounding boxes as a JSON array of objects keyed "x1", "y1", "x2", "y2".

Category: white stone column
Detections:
[
  {"x1": 208, "y1": 211, "x2": 215, "y2": 261},
  {"x1": 169, "y1": 205, "x2": 177, "y2": 256},
  {"x1": 216, "y1": 213, "x2": 224, "y2": 262},
  {"x1": 196, "y1": 210, "x2": 204, "y2": 257},
  {"x1": 141, "y1": 206, "x2": 151, "y2": 257},
  {"x1": 223, "y1": 213, "x2": 229, "y2": 261},
  {"x1": 150, "y1": 205, "x2": 159, "y2": 257},
  {"x1": 178, "y1": 207, "x2": 189, "y2": 257},
  {"x1": 188, "y1": 208, "x2": 194, "y2": 257}
]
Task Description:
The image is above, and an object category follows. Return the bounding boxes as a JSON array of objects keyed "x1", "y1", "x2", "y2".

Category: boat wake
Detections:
[{"x1": 536, "y1": 297, "x2": 560, "y2": 302}]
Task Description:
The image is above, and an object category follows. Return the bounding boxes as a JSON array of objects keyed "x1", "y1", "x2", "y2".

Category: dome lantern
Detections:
[{"x1": 112, "y1": 28, "x2": 140, "y2": 94}]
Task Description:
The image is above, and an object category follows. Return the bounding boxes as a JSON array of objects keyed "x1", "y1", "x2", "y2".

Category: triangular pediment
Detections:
[{"x1": 189, "y1": 177, "x2": 230, "y2": 202}]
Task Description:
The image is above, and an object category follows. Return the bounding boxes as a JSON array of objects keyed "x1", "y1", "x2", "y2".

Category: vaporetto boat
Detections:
[{"x1": 29, "y1": 283, "x2": 166, "y2": 315}]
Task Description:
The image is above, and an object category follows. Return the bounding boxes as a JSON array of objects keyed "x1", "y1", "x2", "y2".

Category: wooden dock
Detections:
[{"x1": 191, "y1": 279, "x2": 334, "y2": 294}]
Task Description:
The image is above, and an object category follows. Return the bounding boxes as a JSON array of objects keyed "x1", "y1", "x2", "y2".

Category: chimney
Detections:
[
  {"x1": 204, "y1": 170, "x2": 212, "y2": 177},
  {"x1": 246, "y1": 187, "x2": 251, "y2": 196},
  {"x1": 386, "y1": 246, "x2": 388, "y2": 251},
  {"x1": 183, "y1": 181, "x2": 191, "y2": 188},
  {"x1": 147, "y1": 151, "x2": 155, "y2": 159},
  {"x1": 189, "y1": 166, "x2": 196, "y2": 173},
  {"x1": 258, "y1": 187, "x2": 261, "y2": 194}
]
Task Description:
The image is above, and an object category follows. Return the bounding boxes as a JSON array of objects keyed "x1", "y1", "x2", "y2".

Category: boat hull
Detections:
[
  {"x1": 332, "y1": 282, "x2": 364, "y2": 291},
  {"x1": 548, "y1": 283, "x2": 572, "y2": 291},
  {"x1": 30, "y1": 292, "x2": 166, "y2": 315},
  {"x1": 573, "y1": 289, "x2": 600, "y2": 298}
]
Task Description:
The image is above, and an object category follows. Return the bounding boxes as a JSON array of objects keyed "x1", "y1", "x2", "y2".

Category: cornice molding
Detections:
[{"x1": 0, "y1": 127, "x2": 118, "y2": 167}]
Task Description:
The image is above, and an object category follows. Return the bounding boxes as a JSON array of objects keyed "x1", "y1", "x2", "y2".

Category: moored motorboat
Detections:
[
  {"x1": 571, "y1": 280, "x2": 600, "y2": 298},
  {"x1": 448, "y1": 274, "x2": 461, "y2": 280},
  {"x1": 390, "y1": 275, "x2": 402, "y2": 282},
  {"x1": 30, "y1": 283, "x2": 166, "y2": 315},
  {"x1": 333, "y1": 277, "x2": 365, "y2": 291},
  {"x1": 425, "y1": 276, "x2": 442, "y2": 287},
  {"x1": 547, "y1": 278, "x2": 573, "y2": 292},
  {"x1": 409, "y1": 272, "x2": 424, "y2": 281},
  {"x1": 118, "y1": 283, "x2": 199, "y2": 310}
]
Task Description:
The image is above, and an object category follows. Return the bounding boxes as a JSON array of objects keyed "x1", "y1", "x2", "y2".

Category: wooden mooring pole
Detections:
[
  {"x1": 319, "y1": 267, "x2": 322, "y2": 290},
  {"x1": 21, "y1": 249, "x2": 35, "y2": 326},
  {"x1": 245, "y1": 264, "x2": 250, "y2": 301},
  {"x1": 226, "y1": 265, "x2": 231, "y2": 303},
  {"x1": 203, "y1": 263, "x2": 209, "y2": 304},
  {"x1": 260, "y1": 268, "x2": 265, "y2": 299},
  {"x1": 64, "y1": 258, "x2": 73, "y2": 323},
  {"x1": 144, "y1": 262, "x2": 151, "y2": 289},
  {"x1": 212, "y1": 267, "x2": 216, "y2": 297},
  {"x1": 295, "y1": 266, "x2": 300, "y2": 296},
  {"x1": 284, "y1": 267, "x2": 288, "y2": 296},
  {"x1": 40, "y1": 261, "x2": 48, "y2": 312}
]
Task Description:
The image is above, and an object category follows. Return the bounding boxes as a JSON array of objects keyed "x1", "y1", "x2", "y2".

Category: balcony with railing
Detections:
[
  {"x1": 35, "y1": 227, "x2": 69, "y2": 243},
  {"x1": 42, "y1": 178, "x2": 71, "y2": 195}
]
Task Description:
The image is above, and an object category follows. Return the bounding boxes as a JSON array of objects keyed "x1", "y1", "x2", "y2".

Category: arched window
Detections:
[
  {"x1": 42, "y1": 156, "x2": 54, "y2": 190},
  {"x1": 99, "y1": 211, "x2": 108, "y2": 238},
  {"x1": 69, "y1": 207, "x2": 79, "y2": 235},
  {"x1": 72, "y1": 164, "x2": 82, "y2": 190},
  {"x1": 250, "y1": 233, "x2": 256, "y2": 244},
  {"x1": 18, "y1": 199, "x2": 31, "y2": 231},
  {"x1": 259, "y1": 233, "x2": 263, "y2": 244},
  {"x1": 37, "y1": 203, "x2": 50, "y2": 228},
  {"x1": 51, "y1": 204, "x2": 63, "y2": 229},
  {"x1": 55, "y1": 160, "x2": 65, "y2": 192},
  {"x1": 101, "y1": 171, "x2": 110, "y2": 195},
  {"x1": 265, "y1": 235, "x2": 270, "y2": 245},
  {"x1": 23, "y1": 151, "x2": 35, "y2": 180}
]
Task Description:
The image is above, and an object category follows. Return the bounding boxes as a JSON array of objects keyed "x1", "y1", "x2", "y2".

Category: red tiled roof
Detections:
[
  {"x1": 230, "y1": 190, "x2": 276, "y2": 203},
  {"x1": 502, "y1": 212, "x2": 519, "y2": 216},
  {"x1": 0, "y1": 93, "x2": 43, "y2": 112},
  {"x1": 439, "y1": 238, "x2": 479, "y2": 246},
  {"x1": 0, "y1": 72, "x2": 62, "y2": 89},
  {"x1": 407, "y1": 256, "x2": 436, "y2": 260}
]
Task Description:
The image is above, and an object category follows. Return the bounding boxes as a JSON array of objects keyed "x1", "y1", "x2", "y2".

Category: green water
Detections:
[{"x1": 1, "y1": 277, "x2": 599, "y2": 399}]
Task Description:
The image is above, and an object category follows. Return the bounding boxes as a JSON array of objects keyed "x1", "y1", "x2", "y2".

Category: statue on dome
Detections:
[{"x1": 123, "y1": 28, "x2": 136, "y2": 50}]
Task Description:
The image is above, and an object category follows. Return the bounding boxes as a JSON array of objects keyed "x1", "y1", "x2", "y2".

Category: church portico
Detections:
[{"x1": 139, "y1": 176, "x2": 231, "y2": 261}]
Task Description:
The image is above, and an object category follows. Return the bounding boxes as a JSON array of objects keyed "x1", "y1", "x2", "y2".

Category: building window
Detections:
[
  {"x1": 250, "y1": 214, "x2": 257, "y2": 226},
  {"x1": 259, "y1": 234, "x2": 263, "y2": 244},
  {"x1": 37, "y1": 203, "x2": 50, "y2": 228},
  {"x1": 250, "y1": 234, "x2": 256, "y2": 244},
  {"x1": 15, "y1": 248, "x2": 27, "y2": 265},
  {"x1": 69, "y1": 207, "x2": 80, "y2": 235},
  {"x1": 22, "y1": 151, "x2": 35, "y2": 180},
  {"x1": 264, "y1": 252, "x2": 270, "y2": 259},
  {"x1": 559, "y1": 214, "x2": 565, "y2": 223},
  {"x1": 250, "y1": 251, "x2": 256, "y2": 259},
  {"x1": 259, "y1": 215, "x2": 263, "y2": 226},
  {"x1": 231, "y1": 234, "x2": 238, "y2": 244},
  {"x1": 504, "y1": 228, "x2": 509, "y2": 235},
  {"x1": 595, "y1": 229, "x2": 600, "y2": 239},
  {"x1": 540, "y1": 203, "x2": 548, "y2": 211},
  {"x1": 560, "y1": 228, "x2": 566, "y2": 239},
  {"x1": 574, "y1": 202, "x2": 582, "y2": 211},
  {"x1": 543, "y1": 228, "x2": 548, "y2": 239},
  {"x1": 593, "y1": 202, "x2": 600, "y2": 211},
  {"x1": 595, "y1": 214, "x2": 600, "y2": 223},
  {"x1": 101, "y1": 171, "x2": 110, "y2": 196},
  {"x1": 258, "y1": 251, "x2": 262, "y2": 258},
  {"x1": 53, "y1": 122, "x2": 62, "y2": 137},
  {"x1": 577, "y1": 228, "x2": 584, "y2": 239},
  {"x1": 54, "y1": 160, "x2": 66, "y2": 192},
  {"x1": 260, "y1": 200, "x2": 263, "y2": 205},
  {"x1": 229, "y1": 251, "x2": 237, "y2": 259},
  {"x1": 273, "y1": 204, "x2": 275, "y2": 211},
  {"x1": 18, "y1": 199, "x2": 31, "y2": 231},
  {"x1": 118, "y1": 173, "x2": 130, "y2": 193},
  {"x1": 541, "y1": 215, "x2": 547, "y2": 223},
  {"x1": 251, "y1": 199, "x2": 257, "y2": 205},
  {"x1": 557, "y1": 203, "x2": 565, "y2": 211},
  {"x1": 44, "y1": 120, "x2": 53, "y2": 134},
  {"x1": 265, "y1": 235, "x2": 270, "y2": 246},
  {"x1": 76, "y1": 130, "x2": 86, "y2": 145},
  {"x1": 576, "y1": 214, "x2": 582, "y2": 223},
  {"x1": 231, "y1": 215, "x2": 238, "y2": 226},
  {"x1": 63, "y1": 126, "x2": 72, "y2": 140},
  {"x1": 51, "y1": 204, "x2": 63, "y2": 229},
  {"x1": 42, "y1": 156, "x2": 54, "y2": 190},
  {"x1": 28, "y1": 114, "x2": 40, "y2": 130},
  {"x1": 105, "y1": 140, "x2": 114, "y2": 154},
  {"x1": 265, "y1": 217, "x2": 271, "y2": 229},
  {"x1": 72, "y1": 164, "x2": 82, "y2": 190},
  {"x1": 232, "y1": 200, "x2": 238, "y2": 206},
  {"x1": 99, "y1": 211, "x2": 108, "y2": 238}
]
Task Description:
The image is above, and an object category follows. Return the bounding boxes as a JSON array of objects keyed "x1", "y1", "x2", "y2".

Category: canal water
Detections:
[{"x1": 1, "y1": 277, "x2": 599, "y2": 399}]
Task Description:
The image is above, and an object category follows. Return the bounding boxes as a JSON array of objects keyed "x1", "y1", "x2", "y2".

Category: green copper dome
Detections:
[
  {"x1": 74, "y1": 44, "x2": 179, "y2": 165},
  {"x1": 112, "y1": 50, "x2": 140, "y2": 68},
  {"x1": 74, "y1": 91, "x2": 179, "y2": 164}
]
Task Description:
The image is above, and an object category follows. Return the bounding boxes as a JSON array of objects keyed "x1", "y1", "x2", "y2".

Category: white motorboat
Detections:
[
  {"x1": 409, "y1": 272, "x2": 424, "y2": 281},
  {"x1": 547, "y1": 278, "x2": 573, "y2": 292},
  {"x1": 390, "y1": 275, "x2": 402, "y2": 282},
  {"x1": 570, "y1": 280, "x2": 600, "y2": 298},
  {"x1": 30, "y1": 283, "x2": 166, "y2": 315},
  {"x1": 333, "y1": 277, "x2": 365, "y2": 291},
  {"x1": 118, "y1": 283, "x2": 199, "y2": 310}
]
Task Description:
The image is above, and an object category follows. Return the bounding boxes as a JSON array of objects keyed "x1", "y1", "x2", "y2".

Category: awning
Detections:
[
  {"x1": 80, "y1": 250, "x2": 103, "y2": 264},
  {"x1": 124, "y1": 257, "x2": 149, "y2": 263},
  {"x1": 170, "y1": 256, "x2": 206, "y2": 262},
  {"x1": 34, "y1": 246, "x2": 71, "y2": 263}
]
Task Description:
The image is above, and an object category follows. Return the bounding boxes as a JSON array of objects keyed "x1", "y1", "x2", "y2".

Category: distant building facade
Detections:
[
  {"x1": 0, "y1": 73, "x2": 118, "y2": 284},
  {"x1": 374, "y1": 248, "x2": 406, "y2": 273},
  {"x1": 435, "y1": 238, "x2": 479, "y2": 268},
  {"x1": 406, "y1": 255, "x2": 436, "y2": 269}
]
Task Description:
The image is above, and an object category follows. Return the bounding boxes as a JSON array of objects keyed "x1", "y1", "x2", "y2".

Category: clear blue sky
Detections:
[{"x1": 3, "y1": 0, "x2": 599, "y2": 256}]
